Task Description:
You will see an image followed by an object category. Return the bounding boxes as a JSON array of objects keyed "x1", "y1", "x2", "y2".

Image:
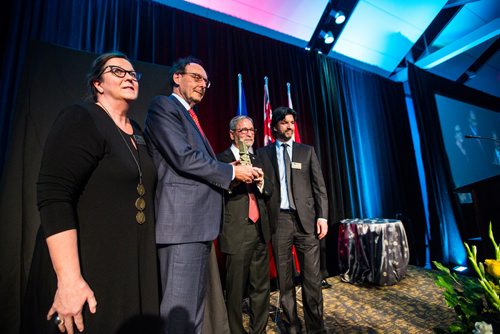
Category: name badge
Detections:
[
  {"x1": 291, "y1": 162, "x2": 302, "y2": 169},
  {"x1": 133, "y1": 135, "x2": 147, "y2": 145}
]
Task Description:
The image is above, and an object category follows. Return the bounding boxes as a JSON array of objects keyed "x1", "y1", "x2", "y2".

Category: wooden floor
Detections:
[{"x1": 243, "y1": 265, "x2": 456, "y2": 333}]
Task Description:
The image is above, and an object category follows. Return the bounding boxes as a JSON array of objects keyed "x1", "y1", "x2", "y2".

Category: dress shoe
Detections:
[{"x1": 321, "y1": 279, "x2": 332, "y2": 289}]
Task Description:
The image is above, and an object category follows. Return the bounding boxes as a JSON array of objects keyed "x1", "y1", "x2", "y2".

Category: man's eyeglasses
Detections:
[
  {"x1": 98, "y1": 65, "x2": 142, "y2": 81},
  {"x1": 181, "y1": 72, "x2": 211, "y2": 88},
  {"x1": 234, "y1": 128, "x2": 257, "y2": 135}
]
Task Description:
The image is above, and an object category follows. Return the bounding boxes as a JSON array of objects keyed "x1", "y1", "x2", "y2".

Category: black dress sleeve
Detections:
[{"x1": 37, "y1": 104, "x2": 105, "y2": 237}]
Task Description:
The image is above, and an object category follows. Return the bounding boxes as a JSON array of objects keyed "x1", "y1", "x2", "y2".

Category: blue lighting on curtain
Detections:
[
  {"x1": 405, "y1": 96, "x2": 432, "y2": 268},
  {"x1": 346, "y1": 94, "x2": 380, "y2": 218},
  {"x1": 441, "y1": 197, "x2": 467, "y2": 265}
]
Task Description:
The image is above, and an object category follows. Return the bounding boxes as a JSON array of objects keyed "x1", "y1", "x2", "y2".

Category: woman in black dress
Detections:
[{"x1": 23, "y1": 53, "x2": 159, "y2": 333}]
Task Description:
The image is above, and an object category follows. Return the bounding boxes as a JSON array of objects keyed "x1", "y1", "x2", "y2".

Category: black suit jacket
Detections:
[
  {"x1": 257, "y1": 142, "x2": 328, "y2": 234},
  {"x1": 217, "y1": 147, "x2": 272, "y2": 254}
]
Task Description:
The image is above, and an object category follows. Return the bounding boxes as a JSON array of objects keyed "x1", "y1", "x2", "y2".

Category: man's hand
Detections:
[
  {"x1": 316, "y1": 219, "x2": 328, "y2": 240},
  {"x1": 252, "y1": 167, "x2": 264, "y2": 192},
  {"x1": 234, "y1": 165, "x2": 259, "y2": 183}
]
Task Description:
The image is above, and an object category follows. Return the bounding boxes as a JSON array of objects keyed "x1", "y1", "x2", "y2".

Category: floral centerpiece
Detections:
[{"x1": 433, "y1": 223, "x2": 500, "y2": 333}]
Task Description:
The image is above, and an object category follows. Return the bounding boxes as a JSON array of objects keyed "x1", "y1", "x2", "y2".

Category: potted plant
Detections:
[{"x1": 433, "y1": 223, "x2": 500, "y2": 333}]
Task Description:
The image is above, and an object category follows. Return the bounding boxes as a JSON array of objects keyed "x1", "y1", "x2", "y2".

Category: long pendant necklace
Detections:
[{"x1": 97, "y1": 102, "x2": 146, "y2": 224}]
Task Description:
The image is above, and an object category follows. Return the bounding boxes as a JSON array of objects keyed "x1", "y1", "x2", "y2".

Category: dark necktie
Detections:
[
  {"x1": 282, "y1": 143, "x2": 296, "y2": 210},
  {"x1": 189, "y1": 109, "x2": 205, "y2": 137}
]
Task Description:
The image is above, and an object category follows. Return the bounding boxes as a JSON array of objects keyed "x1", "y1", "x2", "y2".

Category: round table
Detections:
[{"x1": 338, "y1": 218, "x2": 410, "y2": 286}]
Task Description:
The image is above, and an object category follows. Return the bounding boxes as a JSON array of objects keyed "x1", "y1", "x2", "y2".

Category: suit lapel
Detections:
[
  {"x1": 267, "y1": 144, "x2": 280, "y2": 182},
  {"x1": 171, "y1": 96, "x2": 216, "y2": 158},
  {"x1": 219, "y1": 148, "x2": 236, "y2": 163},
  {"x1": 290, "y1": 143, "x2": 305, "y2": 180},
  {"x1": 249, "y1": 153, "x2": 258, "y2": 166}
]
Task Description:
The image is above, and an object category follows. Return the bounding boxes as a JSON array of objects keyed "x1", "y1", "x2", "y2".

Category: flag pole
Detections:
[
  {"x1": 263, "y1": 76, "x2": 273, "y2": 146},
  {"x1": 238, "y1": 73, "x2": 243, "y2": 115},
  {"x1": 286, "y1": 82, "x2": 301, "y2": 143},
  {"x1": 287, "y1": 82, "x2": 293, "y2": 109}
]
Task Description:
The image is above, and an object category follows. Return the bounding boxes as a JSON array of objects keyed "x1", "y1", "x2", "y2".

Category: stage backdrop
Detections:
[
  {"x1": 0, "y1": 41, "x2": 170, "y2": 334},
  {"x1": 1, "y1": 1, "x2": 427, "y2": 332}
]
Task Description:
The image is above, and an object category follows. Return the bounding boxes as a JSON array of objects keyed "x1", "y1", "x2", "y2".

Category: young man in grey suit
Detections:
[
  {"x1": 257, "y1": 107, "x2": 329, "y2": 334},
  {"x1": 217, "y1": 115, "x2": 272, "y2": 334},
  {"x1": 144, "y1": 57, "x2": 258, "y2": 334}
]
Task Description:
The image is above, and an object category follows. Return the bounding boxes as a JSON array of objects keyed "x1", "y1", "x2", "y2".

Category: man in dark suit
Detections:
[
  {"x1": 144, "y1": 57, "x2": 258, "y2": 334},
  {"x1": 217, "y1": 115, "x2": 272, "y2": 334},
  {"x1": 257, "y1": 107, "x2": 329, "y2": 334}
]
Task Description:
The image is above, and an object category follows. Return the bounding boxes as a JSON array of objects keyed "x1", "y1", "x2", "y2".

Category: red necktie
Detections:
[
  {"x1": 189, "y1": 109, "x2": 205, "y2": 137},
  {"x1": 248, "y1": 187, "x2": 260, "y2": 223}
]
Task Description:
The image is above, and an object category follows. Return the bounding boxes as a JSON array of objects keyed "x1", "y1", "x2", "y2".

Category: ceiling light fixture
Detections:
[
  {"x1": 320, "y1": 30, "x2": 335, "y2": 44},
  {"x1": 330, "y1": 10, "x2": 346, "y2": 24}
]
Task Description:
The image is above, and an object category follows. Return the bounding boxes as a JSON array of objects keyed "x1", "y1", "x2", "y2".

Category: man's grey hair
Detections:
[{"x1": 229, "y1": 115, "x2": 254, "y2": 131}]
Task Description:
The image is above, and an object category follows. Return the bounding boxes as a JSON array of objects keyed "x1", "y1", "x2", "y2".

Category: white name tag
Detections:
[{"x1": 291, "y1": 162, "x2": 302, "y2": 169}]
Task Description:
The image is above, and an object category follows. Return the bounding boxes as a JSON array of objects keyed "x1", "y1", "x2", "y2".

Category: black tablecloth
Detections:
[{"x1": 338, "y1": 218, "x2": 410, "y2": 286}]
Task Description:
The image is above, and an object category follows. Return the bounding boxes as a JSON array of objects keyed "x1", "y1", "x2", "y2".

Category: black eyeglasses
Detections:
[
  {"x1": 99, "y1": 65, "x2": 142, "y2": 81},
  {"x1": 234, "y1": 128, "x2": 257, "y2": 134},
  {"x1": 180, "y1": 72, "x2": 211, "y2": 88}
]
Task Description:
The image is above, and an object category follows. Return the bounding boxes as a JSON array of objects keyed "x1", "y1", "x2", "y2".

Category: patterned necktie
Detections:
[
  {"x1": 282, "y1": 143, "x2": 296, "y2": 210},
  {"x1": 189, "y1": 109, "x2": 205, "y2": 137}
]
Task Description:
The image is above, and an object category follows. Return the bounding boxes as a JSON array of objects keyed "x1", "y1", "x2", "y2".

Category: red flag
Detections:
[
  {"x1": 287, "y1": 82, "x2": 301, "y2": 143},
  {"x1": 263, "y1": 77, "x2": 274, "y2": 146}
]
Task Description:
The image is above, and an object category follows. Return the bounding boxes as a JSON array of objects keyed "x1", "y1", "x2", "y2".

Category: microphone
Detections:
[{"x1": 465, "y1": 134, "x2": 500, "y2": 144}]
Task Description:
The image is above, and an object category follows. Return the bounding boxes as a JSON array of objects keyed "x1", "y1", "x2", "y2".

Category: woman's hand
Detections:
[
  {"x1": 45, "y1": 230, "x2": 97, "y2": 333},
  {"x1": 47, "y1": 276, "x2": 97, "y2": 334}
]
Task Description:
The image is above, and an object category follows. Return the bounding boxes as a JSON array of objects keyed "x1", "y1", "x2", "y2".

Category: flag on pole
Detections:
[
  {"x1": 287, "y1": 82, "x2": 301, "y2": 143},
  {"x1": 263, "y1": 76, "x2": 274, "y2": 146},
  {"x1": 237, "y1": 73, "x2": 247, "y2": 116}
]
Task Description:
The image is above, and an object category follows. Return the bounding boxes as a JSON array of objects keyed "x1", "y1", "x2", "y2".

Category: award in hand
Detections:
[{"x1": 238, "y1": 138, "x2": 252, "y2": 166}]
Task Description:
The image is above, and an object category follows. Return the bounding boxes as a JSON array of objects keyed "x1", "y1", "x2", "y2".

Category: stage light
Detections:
[
  {"x1": 330, "y1": 10, "x2": 346, "y2": 24},
  {"x1": 305, "y1": 46, "x2": 311, "y2": 51},
  {"x1": 453, "y1": 265, "x2": 468, "y2": 273},
  {"x1": 320, "y1": 30, "x2": 334, "y2": 44}
]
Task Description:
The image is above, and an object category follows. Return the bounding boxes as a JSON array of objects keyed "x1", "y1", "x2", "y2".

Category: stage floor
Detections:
[{"x1": 243, "y1": 265, "x2": 456, "y2": 333}]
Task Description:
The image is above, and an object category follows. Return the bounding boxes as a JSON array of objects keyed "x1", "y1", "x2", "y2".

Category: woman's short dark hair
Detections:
[
  {"x1": 271, "y1": 107, "x2": 297, "y2": 136},
  {"x1": 86, "y1": 52, "x2": 130, "y2": 102},
  {"x1": 169, "y1": 56, "x2": 205, "y2": 88}
]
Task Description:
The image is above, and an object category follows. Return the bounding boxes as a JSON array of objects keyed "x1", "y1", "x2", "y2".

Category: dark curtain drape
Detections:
[
  {"x1": 302, "y1": 58, "x2": 427, "y2": 272},
  {"x1": 408, "y1": 64, "x2": 500, "y2": 266},
  {"x1": 1, "y1": 0, "x2": 425, "y2": 332},
  {"x1": 408, "y1": 64, "x2": 463, "y2": 265}
]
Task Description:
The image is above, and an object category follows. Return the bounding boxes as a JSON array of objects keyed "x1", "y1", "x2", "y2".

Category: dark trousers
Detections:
[
  {"x1": 158, "y1": 242, "x2": 211, "y2": 334},
  {"x1": 272, "y1": 212, "x2": 324, "y2": 334},
  {"x1": 224, "y1": 222, "x2": 270, "y2": 334}
]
